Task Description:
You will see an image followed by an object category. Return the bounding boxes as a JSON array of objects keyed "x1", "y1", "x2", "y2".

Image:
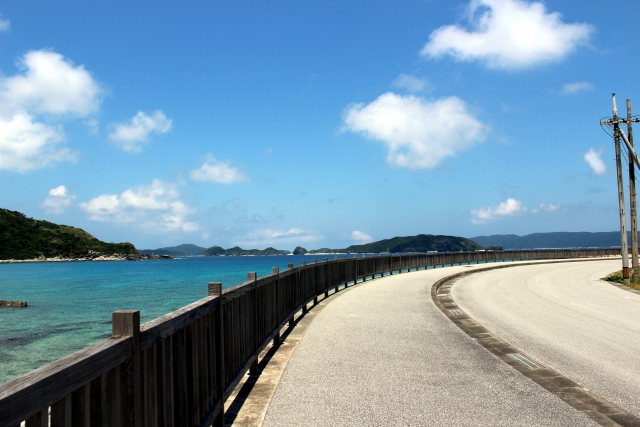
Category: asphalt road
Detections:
[
  {"x1": 261, "y1": 264, "x2": 599, "y2": 426},
  {"x1": 453, "y1": 259, "x2": 640, "y2": 419}
]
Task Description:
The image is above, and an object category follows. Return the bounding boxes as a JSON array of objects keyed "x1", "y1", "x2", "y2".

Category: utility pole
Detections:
[
  {"x1": 613, "y1": 94, "x2": 630, "y2": 284},
  {"x1": 628, "y1": 99, "x2": 639, "y2": 282}
]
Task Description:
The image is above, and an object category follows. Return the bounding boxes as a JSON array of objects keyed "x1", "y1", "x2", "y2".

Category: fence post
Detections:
[
  {"x1": 112, "y1": 310, "x2": 141, "y2": 427},
  {"x1": 272, "y1": 267, "x2": 280, "y2": 346},
  {"x1": 324, "y1": 259, "x2": 329, "y2": 298},
  {"x1": 301, "y1": 261, "x2": 309, "y2": 314},
  {"x1": 287, "y1": 264, "x2": 294, "y2": 327},
  {"x1": 313, "y1": 260, "x2": 318, "y2": 305},
  {"x1": 248, "y1": 272, "x2": 260, "y2": 376},
  {"x1": 207, "y1": 282, "x2": 225, "y2": 427}
]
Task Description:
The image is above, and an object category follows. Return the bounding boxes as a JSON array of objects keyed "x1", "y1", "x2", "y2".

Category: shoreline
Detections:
[{"x1": 0, "y1": 253, "x2": 174, "y2": 263}]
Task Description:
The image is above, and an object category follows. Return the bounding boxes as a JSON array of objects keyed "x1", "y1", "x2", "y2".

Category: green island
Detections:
[
  {"x1": 0, "y1": 208, "x2": 140, "y2": 260},
  {"x1": 305, "y1": 234, "x2": 483, "y2": 254}
]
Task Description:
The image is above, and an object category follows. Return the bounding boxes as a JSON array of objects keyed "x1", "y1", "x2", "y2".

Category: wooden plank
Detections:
[
  {"x1": 24, "y1": 407, "x2": 48, "y2": 427},
  {"x1": 51, "y1": 393, "x2": 71, "y2": 427},
  {"x1": 89, "y1": 375, "x2": 101, "y2": 426},
  {"x1": 0, "y1": 337, "x2": 131, "y2": 427},
  {"x1": 113, "y1": 310, "x2": 142, "y2": 427},
  {"x1": 161, "y1": 336, "x2": 174, "y2": 427},
  {"x1": 173, "y1": 328, "x2": 188, "y2": 427},
  {"x1": 140, "y1": 297, "x2": 218, "y2": 351}
]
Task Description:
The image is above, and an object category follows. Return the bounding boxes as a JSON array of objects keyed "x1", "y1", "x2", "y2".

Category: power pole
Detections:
[
  {"x1": 613, "y1": 94, "x2": 630, "y2": 284},
  {"x1": 628, "y1": 99, "x2": 639, "y2": 282}
]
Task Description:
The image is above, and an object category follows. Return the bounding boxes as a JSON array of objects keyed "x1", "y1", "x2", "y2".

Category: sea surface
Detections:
[{"x1": 0, "y1": 254, "x2": 351, "y2": 385}]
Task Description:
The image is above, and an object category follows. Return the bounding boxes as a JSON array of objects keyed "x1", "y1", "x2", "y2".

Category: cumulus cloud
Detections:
[
  {"x1": 530, "y1": 203, "x2": 560, "y2": 214},
  {"x1": 0, "y1": 50, "x2": 102, "y2": 171},
  {"x1": 236, "y1": 228, "x2": 322, "y2": 248},
  {"x1": 421, "y1": 0, "x2": 593, "y2": 69},
  {"x1": 562, "y1": 82, "x2": 594, "y2": 95},
  {"x1": 0, "y1": 113, "x2": 75, "y2": 171},
  {"x1": 40, "y1": 185, "x2": 75, "y2": 214},
  {"x1": 0, "y1": 14, "x2": 11, "y2": 32},
  {"x1": 584, "y1": 148, "x2": 606, "y2": 175},
  {"x1": 352, "y1": 230, "x2": 373, "y2": 243},
  {"x1": 1, "y1": 50, "x2": 103, "y2": 117},
  {"x1": 343, "y1": 92, "x2": 487, "y2": 169},
  {"x1": 471, "y1": 198, "x2": 526, "y2": 223},
  {"x1": 471, "y1": 198, "x2": 563, "y2": 223},
  {"x1": 391, "y1": 74, "x2": 430, "y2": 93},
  {"x1": 79, "y1": 179, "x2": 198, "y2": 233},
  {"x1": 108, "y1": 110, "x2": 172, "y2": 152},
  {"x1": 190, "y1": 154, "x2": 247, "y2": 184}
]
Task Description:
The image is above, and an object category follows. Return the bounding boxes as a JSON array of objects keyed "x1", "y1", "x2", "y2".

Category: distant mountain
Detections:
[
  {"x1": 308, "y1": 234, "x2": 482, "y2": 254},
  {"x1": 140, "y1": 243, "x2": 207, "y2": 256},
  {"x1": 200, "y1": 246, "x2": 291, "y2": 256},
  {"x1": 0, "y1": 208, "x2": 137, "y2": 260},
  {"x1": 471, "y1": 232, "x2": 630, "y2": 249}
]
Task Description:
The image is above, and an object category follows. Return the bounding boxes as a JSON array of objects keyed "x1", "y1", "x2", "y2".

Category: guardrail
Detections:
[{"x1": 0, "y1": 248, "x2": 619, "y2": 427}]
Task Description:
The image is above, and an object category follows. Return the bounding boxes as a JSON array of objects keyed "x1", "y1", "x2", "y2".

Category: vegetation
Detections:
[
  {"x1": 309, "y1": 234, "x2": 482, "y2": 254},
  {"x1": 602, "y1": 270, "x2": 640, "y2": 291},
  {"x1": 471, "y1": 232, "x2": 629, "y2": 250},
  {"x1": 0, "y1": 209, "x2": 138, "y2": 260},
  {"x1": 140, "y1": 243, "x2": 207, "y2": 256},
  {"x1": 200, "y1": 245, "x2": 290, "y2": 256}
]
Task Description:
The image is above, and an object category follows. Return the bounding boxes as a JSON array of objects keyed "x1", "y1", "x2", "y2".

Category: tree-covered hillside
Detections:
[
  {"x1": 471, "y1": 232, "x2": 626, "y2": 249},
  {"x1": 0, "y1": 209, "x2": 138, "y2": 260},
  {"x1": 309, "y1": 234, "x2": 483, "y2": 253},
  {"x1": 200, "y1": 246, "x2": 290, "y2": 256}
]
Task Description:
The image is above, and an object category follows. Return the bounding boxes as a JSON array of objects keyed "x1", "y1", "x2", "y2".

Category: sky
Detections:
[{"x1": 1, "y1": 0, "x2": 639, "y2": 251}]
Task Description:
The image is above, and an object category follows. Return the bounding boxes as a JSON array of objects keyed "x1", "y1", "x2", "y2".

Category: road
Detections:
[
  {"x1": 261, "y1": 263, "x2": 600, "y2": 426},
  {"x1": 453, "y1": 259, "x2": 640, "y2": 419}
]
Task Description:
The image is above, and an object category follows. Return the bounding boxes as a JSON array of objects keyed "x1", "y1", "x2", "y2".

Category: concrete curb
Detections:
[{"x1": 431, "y1": 258, "x2": 640, "y2": 427}]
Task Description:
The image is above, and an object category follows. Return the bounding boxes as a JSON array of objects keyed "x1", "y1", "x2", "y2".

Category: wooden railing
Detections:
[{"x1": 0, "y1": 248, "x2": 619, "y2": 427}]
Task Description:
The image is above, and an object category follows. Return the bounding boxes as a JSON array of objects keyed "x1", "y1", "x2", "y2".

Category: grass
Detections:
[{"x1": 602, "y1": 270, "x2": 640, "y2": 291}]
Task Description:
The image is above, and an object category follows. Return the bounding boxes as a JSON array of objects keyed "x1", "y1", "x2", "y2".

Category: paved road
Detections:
[
  {"x1": 453, "y1": 259, "x2": 640, "y2": 419},
  {"x1": 262, "y1": 264, "x2": 598, "y2": 426}
]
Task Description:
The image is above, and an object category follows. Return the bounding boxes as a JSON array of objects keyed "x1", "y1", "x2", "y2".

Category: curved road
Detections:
[
  {"x1": 261, "y1": 263, "x2": 603, "y2": 426},
  {"x1": 453, "y1": 259, "x2": 640, "y2": 419}
]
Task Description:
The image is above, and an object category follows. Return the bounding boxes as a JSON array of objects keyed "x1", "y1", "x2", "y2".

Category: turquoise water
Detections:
[{"x1": 0, "y1": 255, "x2": 341, "y2": 385}]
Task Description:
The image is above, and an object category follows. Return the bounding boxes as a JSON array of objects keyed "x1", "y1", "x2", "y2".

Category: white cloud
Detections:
[
  {"x1": 352, "y1": 230, "x2": 373, "y2": 243},
  {"x1": 0, "y1": 50, "x2": 102, "y2": 171},
  {"x1": 40, "y1": 185, "x2": 76, "y2": 214},
  {"x1": 531, "y1": 203, "x2": 560, "y2": 214},
  {"x1": 108, "y1": 110, "x2": 172, "y2": 152},
  {"x1": 0, "y1": 14, "x2": 11, "y2": 32},
  {"x1": 236, "y1": 228, "x2": 322, "y2": 248},
  {"x1": 584, "y1": 148, "x2": 606, "y2": 175},
  {"x1": 471, "y1": 198, "x2": 526, "y2": 223},
  {"x1": 80, "y1": 179, "x2": 198, "y2": 233},
  {"x1": 0, "y1": 113, "x2": 76, "y2": 171},
  {"x1": 391, "y1": 74, "x2": 430, "y2": 93},
  {"x1": 421, "y1": 0, "x2": 594, "y2": 69},
  {"x1": 471, "y1": 198, "x2": 563, "y2": 223},
  {"x1": 562, "y1": 82, "x2": 594, "y2": 95},
  {"x1": 343, "y1": 92, "x2": 487, "y2": 169},
  {"x1": 1, "y1": 50, "x2": 103, "y2": 117},
  {"x1": 190, "y1": 154, "x2": 247, "y2": 184}
]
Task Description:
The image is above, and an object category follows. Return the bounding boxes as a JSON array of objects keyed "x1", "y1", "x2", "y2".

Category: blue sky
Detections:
[{"x1": 1, "y1": 0, "x2": 638, "y2": 250}]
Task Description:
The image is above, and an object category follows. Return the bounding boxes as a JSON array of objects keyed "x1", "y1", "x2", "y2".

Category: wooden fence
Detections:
[{"x1": 0, "y1": 248, "x2": 619, "y2": 427}]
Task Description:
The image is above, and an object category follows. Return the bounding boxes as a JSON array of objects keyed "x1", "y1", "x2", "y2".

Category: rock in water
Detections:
[{"x1": 0, "y1": 300, "x2": 28, "y2": 307}]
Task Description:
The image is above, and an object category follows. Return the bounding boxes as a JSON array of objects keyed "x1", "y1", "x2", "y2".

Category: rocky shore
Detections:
[{"x1": 0, "y1": 251, "x2": 173, "y2": 263}]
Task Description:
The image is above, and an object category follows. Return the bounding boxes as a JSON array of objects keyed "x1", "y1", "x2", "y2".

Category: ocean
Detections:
[{"x1": 0, "y1": 254, "x2": 346, "y2": 385}]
